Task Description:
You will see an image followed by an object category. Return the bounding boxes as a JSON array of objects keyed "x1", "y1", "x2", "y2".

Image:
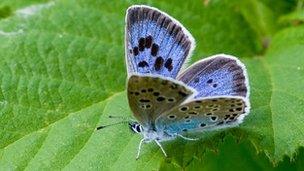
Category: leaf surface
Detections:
[{"x1": 0, "y1": 0, "x2": 303, "y2": 170}]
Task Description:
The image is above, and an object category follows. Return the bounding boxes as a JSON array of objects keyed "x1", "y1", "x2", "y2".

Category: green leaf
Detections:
[
  {"x1": 0, "y1": 0, "x2": 49, "y2": 10},
  {"x1": 0, "y1": 0, "x2": 303, "y2": 170},
  {"x1": 0, "y1": 6, "x2": 11, "y2": 19},
  {"x1": 247, "y1": 25, "x2": 304, "y2": 162},
  {"x1": 184, "y1": 137, "x2": 304, "y2": 171}
]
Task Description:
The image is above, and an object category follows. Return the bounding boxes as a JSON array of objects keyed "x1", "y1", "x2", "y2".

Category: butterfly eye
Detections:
[{"x1": 135, "y1": 125, "x2": 142, "y2": 132}]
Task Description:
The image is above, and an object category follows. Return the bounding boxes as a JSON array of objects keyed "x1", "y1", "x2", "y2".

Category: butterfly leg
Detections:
[
  {"x1": 136, "y1": 138, "x2": 145, "y2": 160},
  {"x1": 176, "y1": 134, "x2": 199, "y2": 141},
  {"x1": 154, "y1": 140, "x2": 167, "y2": 157}
]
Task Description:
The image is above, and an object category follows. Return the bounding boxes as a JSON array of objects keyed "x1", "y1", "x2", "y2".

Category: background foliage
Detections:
[{"x1": 0, "y1": 0, "x2": 303, "y2": 170}]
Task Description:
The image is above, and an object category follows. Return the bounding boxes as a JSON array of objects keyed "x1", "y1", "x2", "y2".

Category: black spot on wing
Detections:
[
  {"x1": 153, "y1": 92, "x2": 160, "y2": 96},
  {"x1": 145, "y1": 35, "x2": 153, "y2": 48},
  {"x1": 139, "y1": 99, "x2": 150, "y2": 103},
  {"x1": 200, "y1": 123, "x2": 206, "y2": 127},
  {"x1": 154, "y1": 56, "x2": 164, "y2": 71},
  {"x1": 156, "y1": 96, "x2": 166, "y2": 102},
  {"x1": 138, "y1": 37, "x2": 145, "y2": 51},
  {"x1": 164, "y1": 58, "x2": 173, "y2": 71},
  {"x1": 179, "y1": 106, "x2": 189, "y2": 111},
  {"x1": 151, "y1": 43, "x2": 159, "y2": 56},
  {"x1": 236, "y1": 107, "x2": 243, "y2": 111},
  {"x1": 188, "y1": 111, "x2": 198, "y2": 115},
  {"x1": 133, "y1": 47, "x2": 139, "y2": 56},
  {"x1": 211, "y1": 116, "x2": 217, "y2": 121},
  {"x1": 178, "y1": 91, "x2": 188, "y2": 97},
  {"x1": 194, "y1": 78, "x2": 199, "y2": 83},
  {"x1": 138, "y1": 61, "x2": 149, "y2": 68}
]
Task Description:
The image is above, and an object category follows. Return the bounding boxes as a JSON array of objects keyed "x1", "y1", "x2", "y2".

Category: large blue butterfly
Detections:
[{"x1": 125, "y1": 5, "x2": 250, "y2": 159}]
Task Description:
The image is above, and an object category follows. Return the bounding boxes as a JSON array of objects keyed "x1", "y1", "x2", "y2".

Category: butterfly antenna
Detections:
[
  {"x1": 108, "y1": 115, "x2": 131, "y2": 120},
  {"x1": 96, "y1": 121, "x2": 128, "y2": 130}
]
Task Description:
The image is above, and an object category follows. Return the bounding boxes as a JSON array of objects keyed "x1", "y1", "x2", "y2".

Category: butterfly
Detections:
[{"x1": 124, "y1": 5, "x2": 250, "y2": 159}]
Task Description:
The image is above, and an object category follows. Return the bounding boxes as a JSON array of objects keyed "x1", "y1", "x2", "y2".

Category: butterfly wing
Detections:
[
  {"x1": 156, "y1": 55, "x2": 250, "y2": 134},
  {"x1": 177, "y1": 54, "x2": 249, "y2": 98},
  {"x1": 155, "y1": 96, "x2": 249, "y2": 135},
  {"x1": 125, "y1": 5, "x2": 195, "y2": 78},
  {"x1": 127, "y1": 74, "x2": 195, "y2": 128}
]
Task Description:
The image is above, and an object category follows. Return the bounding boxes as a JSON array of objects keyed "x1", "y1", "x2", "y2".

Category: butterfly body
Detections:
[{"x1": 123, "y1": 5, "x2": 250, "y2": 159}]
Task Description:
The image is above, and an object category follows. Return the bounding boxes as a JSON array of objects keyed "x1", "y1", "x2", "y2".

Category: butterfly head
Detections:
[
  {"x1": 129, "y1": 121, "x2": 176, "y2": 143},
  {"x1": 129, "y1": 121, "x2": 143, "y2": 133}
]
